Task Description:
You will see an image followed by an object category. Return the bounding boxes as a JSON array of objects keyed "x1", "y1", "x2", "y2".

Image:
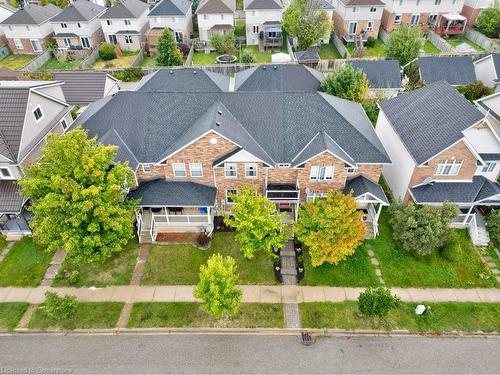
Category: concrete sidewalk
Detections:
[{"x1": 1, "y1": 285, "x2": 500, "y2": 304}]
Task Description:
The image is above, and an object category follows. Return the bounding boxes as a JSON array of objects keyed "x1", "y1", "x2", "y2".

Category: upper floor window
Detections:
[
  {"x1": 434, "y1": 0, "x2": 441, "y2": 5},
  {"x1": 221, "y1": 14, "x2": 224, "y2": 20},
  {"x1": 156, "y1": 16, "x2": 161, "y2": 23},
  {"x1": 106, "y1": 19, "x2": 112, "y2": 25},
  {"x1": 26, "y1": 25, "x2": 31, "y2": 31},
  {"x1": 253, "y1": 25, "x2": 259, "y2": 33},
  {"x1": 352, "y1": 6, "x2": 359, "y2": 12},
  {"x1": 77, "y1": 23, "x2": 81, "y2": 28},
  {"x1": 203, "y1": 14, "x2": 208, "y2": 20},
  {"x1": 61, "y1": 23, "x2": 67, "y2": 28},
  {"x1": 482, "y1": 162, "x2": 496, "y2": 173},
  {"x1": 435, "y1": 159, "x2": 462, "y2": 176},
  {"x1": 8, "y1": 25, "x2": 14, "y2": 31},
  {"x1": 370, "y1": 6, "x2": 377, "y2": 12},
  {"x1": 245, "y1": 163, "x2": 257, "y2": 178},
  {"x1": 171, "y1": 16, "x2": 176, "y2": 22},
  {"x1": 252, "y1": 10, "x2": 256, "y2": 16},
  {"x1": 172, "y1": 162, "x2": 186, "y2": 177},
  {"x1": 33, "y1": 105, "x2": 43, "y2": 122},
  {"x1": 310, "y1": 166, "x2": 334, "y2": 181},
  {"x1": 224, "y1": 163, "x2": 237, "y2": 178},
  {"x1": 346, "y1": 166, "x2": 357, "y2": 175},
  {"x1": 189, "y1": 162, "x2": 203, "y2": 177},
  {"x1": 142, "y1": 164, "x2": 152, "y2": 173},
  {"x1": 0, "y1": 167, "x2": 12, "y2": 179},
  {"x1": 124, "y1": 19, "x2": 131, "y2": 25}
]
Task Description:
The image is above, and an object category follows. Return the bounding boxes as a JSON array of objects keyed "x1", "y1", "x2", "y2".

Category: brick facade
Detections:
[
  {"x1": 55, "y1": 28, "x2": 104, "y2": 49},
  {"x1": 461, "y1": 5, "x2": 482, "y2": 26},
  {"x1": 332, "y1": 13, "x2": 381, "y2": 40},
  {"x1": 7, "y1": 34, "x2": 52, "y2": 54}
]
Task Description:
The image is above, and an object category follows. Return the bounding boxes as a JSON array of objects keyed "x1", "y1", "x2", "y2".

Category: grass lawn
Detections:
[
  {"x1": 0, "y1": 237, "x2": 53, "y2": 287},
  {"x1": 141, "y1": 232, "x2": 276, "y2": 285},
  {"x1": 140, "y1": 54, "x2": 159, "y2": 67},
  {"x1": 52, "y1": 240, "x2": 139, "y2": 287},
  {"x1": 446, "y1": 35, "x2": 485, "y2": 52},
  {"x1": 93, "y1": 50, "x2": 139, "y2": 69},
  {"x1": 301, "y1": 302, "x2": 500, "y2": 333},
  {"x1": 236, "y1": 0, "x2": 243, "y2": 9},
  {"x1": 484, "y1": 246, "x2": 500, "y2": 270},
  {"x1": 422, "y1": 40, "x2": 441, "y2": 55},
  {"x1": 29, "y1": 302, "x2": 123, "y2": 330},
  {"x1": 371, "y1": 210, "x2": 498, "y2": 288},
  {"x1": 318, "y1": 43, "x2": 341, "y2": 59},
  {"x1": 40, "y1": 57, "x2": 83, "y2": 70},
  {"x1": 0, "y1": 235, "x2": 6, "y2": 252},
  {"x1": 192, "y1": 51, "x2": 219, "y2": 65},
  {"x1": 128, "y1": 303, "x2": 284, "y2": 328},
  {"x1": 0, "y1": 54, "x2": 35, "y2": 70},
  {"x1": 301, "y1": 243, "x2": 380, "y2": 287},
  {"x1": 242, "y1": 45, "x2": 272, "y2": 63},
  {"x1": 235, "y1": 19, "x2": 245, "y2": 37},
  {"x1": 347, "y1": 39, "x2": 385, "y2": 57},
  {"x1": 0, "y1": 303, "x2": 29, "y2": 330}
]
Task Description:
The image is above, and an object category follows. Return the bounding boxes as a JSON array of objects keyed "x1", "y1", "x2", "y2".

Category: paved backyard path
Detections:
[{"x1": 1, "y1": 285, "x2": 500, "y2": 304}]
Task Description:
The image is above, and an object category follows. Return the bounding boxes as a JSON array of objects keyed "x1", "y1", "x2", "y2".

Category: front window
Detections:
[
  {"x1": 8, "y1": 25, "x2": 14, "y2": 31},
  {"x1": 77, "y1": 23, "x2": 81, "y2": 28},
  {"x1": 0, "y1": 167, "x2": 12, "y2": 179},
  {"x1": 61, "y1": 118, "x2": 68, "y2": 131},
  {"x1": 482, "y1": 162, "x2": 496, "y2": 173},
  {"x1": 61, "y1": 23, "x2": 67, "y2": 28},
  {"x1": 33, "y1": 106, "x2": 43, "y2": 122},
  {"x1": 26, "y1": 25, "x2": 31, "y2": 31},
  {"x1": 352, "y1": 6, "x2": 359, "y2": 12},
  {"x1": 14, "y1": 38, "x2": 23, "y2": 49},
  {"x1": 142, "y1": 164, "x2": 152, "y2": 173},
  {"x1": 189, "y1": 162, "x2": 203, "y2": 177},
  {"x1": 435, "y1": 159, "x2": 463, "y2": 176},
  {"x1": 221, "y1": 14, "x2": 224, "y2": 20},
  {"x1": 106, "y1": 20, "x2": 112, "y2": 25},
  {"x1": 125, "y1": 35, "x2": 133, "y2": 44},
  {"x1": 410, "y1": 14, "x2": 420, "y2": 25},
  {"x1": 63, "y1": 38, "x2": 71, "y2": 47},
  {"x1": 245, "y1": 163, "x2": 257, "y2": 178},
  {"x1": 366, "y1": 20, "x2": 374, "y2": 31},
  {"x1": 171, "y1": 17, "x2": 176, "y2": 22},
  {"x1": 346, "y1": 166, "x2": 357, "y2": 175},
  {"x1": 310, "y1": 166, "x2": 334, "y2": 181},
  {"x1": 434, "y1": 0, "x2": 441, "y2": 4},
  {"x1": 224, "y1": 163, "x2": 237, "y2": 178},
  {"x1": 172, "y1": 162, "x2": 186, "y2": 177},
  {"x1": 394, "y1": 14, "x2": 402, "y2": 24},
  {"x1": 253, "y1": 25, "x2": 259, "y2": 33},
  {"x1": 226, "y1": 189, "x2": 237, "y2": 204},
  {"x1": 203, "y1": 14, "x2": 208, "y2": 20}
]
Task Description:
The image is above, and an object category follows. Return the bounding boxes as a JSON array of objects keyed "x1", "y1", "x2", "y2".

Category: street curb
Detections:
[{"x1": 1, "y1": 327, "x2": 499, "y2": 338}]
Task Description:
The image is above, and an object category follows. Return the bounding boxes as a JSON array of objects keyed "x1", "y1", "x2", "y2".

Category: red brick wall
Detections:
[{"x1": 7, "y1": 34, "x2": 52, "y2": 54}]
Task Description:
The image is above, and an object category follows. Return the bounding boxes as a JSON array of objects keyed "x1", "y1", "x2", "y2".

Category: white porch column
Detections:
[
  {"x1": 463, "y1": 205, "x2": 474, "y2": 225},
  {"x1": 164, "y1": 206, "x2": 169, "y2": 223},
  {"x1": 207, "y1": 207, "x2": 211, "y2": 223}
]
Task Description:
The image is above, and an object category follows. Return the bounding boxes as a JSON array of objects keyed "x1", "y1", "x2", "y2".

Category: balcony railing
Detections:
[
  {"x1": 266, "y1": 184, "x2": 300, "y2": 201},
  {"x1": 433, "y1": 24, "x2": 465, "y2": 35}
]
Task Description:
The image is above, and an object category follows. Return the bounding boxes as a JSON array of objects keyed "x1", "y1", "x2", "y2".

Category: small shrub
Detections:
[
  {"x1": 43, "y1": 291, "x2": 77, "y2": 321},
  {"x1": 439, "y1": 232, "x2": 462, "y2": 261},
  {"x1": 361, "y1": 99, "x2": 379, "y2": 125},
  {"x1": 486, "y1": 209, "x2": 500, "y2": 249},
  {"x1": 358, "y1": 287, "x2": 401, "y2": 318},
  {"x1": 457, "y1": 81, "x2": 494, "y2": 102},
  {"x1": 364, "y1": 36, "x2": 376, "y2": 48},
  {"x1": 23, "y1": 72, "x2": 54, "y2": 81},
  {"x1": 177, "y1": 43, "x2": 190, "y2": 57},
  {"x1": 240, "y1": 49, "x2": 255, "y2": 63},
  {"x1": 210, "y1": 31, "x2": 237, "y2": 55},
  {"x1": 99, "y1": 43, "x2": 117, "y2": 61},
  {"x1": 68, "y1": 270, "x2": 80, "y2": 285},
  {"x1": 476, "y1": 4, "x2": 500, "y2": 38},
  {"x1": 112, "y1": 67, "x2": 143, "y2": 82},
  {"x1": 197, "y1": 232, "x2": 210, "y2": 247}
]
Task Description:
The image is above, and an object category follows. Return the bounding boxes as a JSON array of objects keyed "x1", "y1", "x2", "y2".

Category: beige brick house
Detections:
[
  {"x1": 332, "y1": 0, "x2": 385, "y2": 43},
  {"x1": 74, "y1": 65, "x2": 391, "y2": 243}
]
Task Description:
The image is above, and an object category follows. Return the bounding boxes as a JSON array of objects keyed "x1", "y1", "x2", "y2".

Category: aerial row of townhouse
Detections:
[
  {"x1": 1, "y1": 63, "x2": 499, "y2": 245},
  {"x1": 0, "y1": 0, "x2": 494, "y2": 55}
]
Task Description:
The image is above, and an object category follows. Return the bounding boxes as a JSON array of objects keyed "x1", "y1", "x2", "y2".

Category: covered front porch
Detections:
[{"x1": 266, "y1": 182, "x2": 300, "y2": 223}]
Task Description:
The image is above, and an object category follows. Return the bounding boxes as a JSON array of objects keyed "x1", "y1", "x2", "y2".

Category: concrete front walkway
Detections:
[{"x1": 1, "y1": 285, "x2": 500, "y2": 304}]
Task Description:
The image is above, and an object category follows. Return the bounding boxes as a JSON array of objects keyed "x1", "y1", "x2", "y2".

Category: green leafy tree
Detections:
[
  {"x1": 223, "y1": 187, "x2": 289, "y2": 259},
  {"x1": 384, "y1": 25, "x2": 424, "y2": 66},
  {"x1": 99, "y1": 43, "x2": 116, "y2": 61},
  {"x1": 361, "y1": 99, "x2": 379, "y2": 125},
  {"x1": 295, "y1": 191, "x2": 365, "y2": 266},
  {"x1": 320, "y1": 64, "x2": 370, "y2": 102},
  {"x1": 358, "y1": 287, "x2": 401, "y2": 318},
  {"x1": 194, "y1": 254, "x2": 242, "y2": 319},
  {"x1": 210, "y1": 31, "x2": 237, "y2": 55},
  {"x1": 43, "y1": 292, "x2": 77, "y2": 321},
  {"x1": 457, "y1": 81, "x2": 494, "y2": 102},
  {"x1": 389, "y1": 201, "x2": 459, "y2": 257},
  {"x1": 240, "y1": 49, "x2": 255, "y2": 63},
  {"x1": 486, "y1": 209, "x2": 500, "y2": 249},
  {"x1": 39, "y1": 0, "x2": 69, "y2": 8},
  {"x1": 20, "y1": 128, "x2": 138, "y2": 263},
  {"x1": 476, "y1": 1, "x2": 500, "y2": 38},
  {"x1": 156, "y1": 28, "x2": 184, "y2": 66},
  {"x1": 283, "y1": 0, "x2": 331, "y2": 49}
]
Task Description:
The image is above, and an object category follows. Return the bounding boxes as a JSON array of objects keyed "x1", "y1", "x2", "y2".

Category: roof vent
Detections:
[
  {"x1": 263, "y1": 66, "x2": 266, "y2": 70},
  {"x1": 217, "y1": 110, "x2": 222, "y2": 115},
  {"x1": 169, "y1": 70, "x2": 173, "y2": 74},
  {"x1": 193, "y1": 70, "x2": 197, "y2": 74},
  {"x1": 215, "y1": 121, "x2": 221, "y2": 127},
  {"x1": 273, "y1": 66, "x2": 277, "y2": 70}
]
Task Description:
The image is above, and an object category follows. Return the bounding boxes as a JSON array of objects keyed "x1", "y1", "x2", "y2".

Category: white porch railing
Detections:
[
  {"x1": 468, "y1": 214, "x2": 479, "y2": 244},
  {"x1": 152, "y1": 213, "x2": 210, "y2": 225}
]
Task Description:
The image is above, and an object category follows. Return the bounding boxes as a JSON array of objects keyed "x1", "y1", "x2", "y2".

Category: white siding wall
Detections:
[
  {"x1": 0, "y1": 6, "x2": 14, "y2": 23},
  {"x1": 463, "y1": 0, "x2": 490, "y2": 8},
  {"x1": 103, "y1": 76, "x2": 120, "y2": 96},
  {"x1": 100, "y1": 11, "x2": 149, "y2": 36},
  {"x1": 2, "y1": 21, "x2": 53, "y2": 39},
  {"x1": 52, "y1": 17, "x2": 102, "y2": 38},
  {"x1": 336, "y1": 2, "x2": 383, "y2": 21},
  {"x1": 384, "y1": 0, "x2": 464, "y2": 14},
  {"x1": 375, "y1": 110, "x2": 416, "y2": 200},
  {"x1": 244, "y1": 9, "x2": 282, "y2": 45},
  {"x1": 197, "y1": 12, "x2": 234, "y2": 41},
  {"x1": 474, "y1": 56, "x2": 497, "y2": 88}
]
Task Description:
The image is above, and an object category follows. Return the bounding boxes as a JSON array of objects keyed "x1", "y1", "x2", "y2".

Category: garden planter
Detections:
[
  {"x1": 296, "y1": 266, "x2": 305, "y2": 281},
  {"x1": 273, "y1": 261, "x2": 283, "y2": 283}
]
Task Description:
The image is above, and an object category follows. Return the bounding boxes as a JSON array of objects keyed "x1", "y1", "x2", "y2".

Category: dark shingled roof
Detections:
[
  {"x1": 341, "y1": 0, "x2": 384, "y2": 5},
  {"x1": 379, "y1": 81, "x2": 484, "y2": 165},
  {"x1": 196, "y1": 0, "x2": 235, "y2": 14},
  {"x1": 348, "y1": 59, "x2": 402, "y2": 89},
  {"x1": 51, "y1": 0, "x2": 105, "y2": 22},
  {"x1": 418, "y1": 56, "x2": 476, "y2": 85},
  {"x1": 410, "y1": 176, "x2": 500, "y2": 204},
  {"x1": 317, "y1": 0, "x2": 335, "y2": 9},
  {"x1": 492, "y1": 54, "x2": 500, "y2": 79},
  {"x1": 101, "y1": 0, "x2": 148, "y2": 19},
  {"x1": 234, "y1": 64, "x2": 323, "y2": 92},
  {"x1": 1, "y1": 4, "x2": 61, "y2": 25},
  {"x1": 129, "y1": 179, "x2": 217, "y2": 206},
  {"x1": 0, "y1": 87, "x2": 30, "y2": 162},
  {"x1": 149, "y1": 0, "x2": 192, "y2": 16},
  {"x1": 480, "y1": 153, "x2": 500, "y2": 161},
  {"x1": 244, "y1": 0, "x2": 282, "y2": 10},
  {"x1": 295, "y1": 49, "x2": 320, "y2": 62},
  {"x1": 0, "y1": 180, "x2": 24, "y2": 214},
  {"x1": 55, "y1": 71, "x2": 118, "y2": 105},
  {"x1": 136, "y1": 68, "x2": 229, "y2": 92},
  {"x1": 344, "y1": 175, "x2": 389, "y2": 204}
]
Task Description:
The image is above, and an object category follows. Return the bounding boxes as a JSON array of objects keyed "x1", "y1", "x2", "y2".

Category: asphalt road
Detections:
[{"x1": 0, "y1": 334, "x2": 499, "y2": 374}]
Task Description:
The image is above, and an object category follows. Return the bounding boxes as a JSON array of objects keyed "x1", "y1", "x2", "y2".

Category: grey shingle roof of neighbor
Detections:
[
  {"x1": 0, "y1": 87, "x2": 30, "y2": 162},
  {"x1": 100, "y1": 128, "x2": 140, "y2": 170},
  {"x1": 244, "y1": 0, "x2": 282, "y2": 10},
  {"x1": 136, "y1": 68, "x2": 230, "y2": 92},
  {"x1": 234, "y1": 64, "x2": 323, "y2": 92},
  {"x1": 492, "y1": 54, "x2": 500, "y2": 79},
  {"x1": 101, "y1": 0, "x2": 149, "y2": 19},
  {"x1": 379, "y1": 81, "x2": 484, "y2": 165},
  {"x1": 342, "y1": 0, "x2": 384, "y2": 5},
  {"x1": 0, "y1": 181, "x2": 24, "y2": 214},
  {"x1": 55, "y1": 71, "x2": 118, "y2": 105},
  {"x1": 51, "y1": 0, "x2": 105, "y2": 22},
  {"x1": 418, "y1": 56, "x2": 476, "y2": 85},
  {"x1": 149, "y1": 0, "x2": 192, "y2": 16},
  {"x1": 479, "y1": 153, "x2": 500, "y2": 161},
  {"x1": 128, "y1": 179, "x2": 217, "y2": 206},
  {"x1": 347, "y1": 59, "x2": 402, "y2": 89},
  {"x1": 1, "y1": 4, "x2": 61, "y2": 25},
  {"x1": 317, "y1": 0, "x2": 335, "y2": 9},
  {"x1": 343, "y1": 175, "x2": 389, "y2": 204},
  {"x1": 410, "y1": 176, "x2": 500, "y2": 204},
  {"x1": 75, "y1": 90, "x2": 390, "y2": 166},
  {"x1": 196, "y1": 0, "x2": 235, "y2": 14},
  {"x1": 295, "y1": 49, "x2": 320, "y2": 62}
]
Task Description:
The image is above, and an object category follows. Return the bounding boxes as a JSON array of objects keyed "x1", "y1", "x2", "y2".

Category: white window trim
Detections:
[
  {"x1": 482, "y1": 162, "x2": 496, "y2": 173},
  {"x1": 142, "y1": 163, "x2": 152, "y2": 173},
  {"x1": 245, "y1": 163, "x2": 258, "y2": 178},
  {"x1": 366, "y1": 20, "x2": 374, "y2": 31},
  {"x1": 310, "y1": 165, "x2": 334, "y2": 181},
  {"x1": 124, "y1": 19, "x2": 131, "y2": 25},
  {"x1": 14, "y1": 38, "x2": 23, "y2": 49},
  {"x1": 60, "y1": 118, "x2": 68, "y2": 131},
  {"x1": 394, "y1": 14, "x2": 402, "y2": 24},
  {"x1": 172, "y1": 162, "x2": 186, "y2": 177},
  {"x1": 226, "y1": 189, "x2": 237, "y2": 204},
  {"x1": 370, "y1": 6, "x2": 377, "y2": 12},
  {"x1": 410, "y1": 13, "x2": 420, "y2": 25},
  {"x1": 435, "y1": 160, "x2": 463, "y2": 176},
  {"x1": 346, "y1": 166, "x2": 358, "y2": 175},
  {"x1": 32, "y1": 105, "x2": 44, "y2": 123},
  {"x1": 0, "y1": 166, "x2": 13, "y2": 179},
  {"x1": 189, "y1": 162, "x2": 203, "y2": 178},
  {"x1": 224, "y1": 163, "x2": 237, "y2": 178}
]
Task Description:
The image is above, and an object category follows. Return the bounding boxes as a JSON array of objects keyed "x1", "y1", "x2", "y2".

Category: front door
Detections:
[
  {"x1": 109, "y1": 34, "x2": 117, "y2": 44},
  {"x1": 81, "y1": 37, "x2": 90, "y2": 48},
  {"x1": 348, "y1": 21, "x2": 358, "y2": 35},
  {"x1": 30, "y1": 39, "x2": 42, "y2": 52}
]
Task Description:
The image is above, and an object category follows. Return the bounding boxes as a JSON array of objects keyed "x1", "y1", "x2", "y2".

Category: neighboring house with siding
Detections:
[
  {"x1": 332, "y1": 0, "x2": 384, "y2": 43},
  {"x1": 0, "y1": 4, "x2": 61, "y2": 54},
  {"x1": 417, "y1": 56, "x2": 477, "y2": 86},
  {"x1": 0, "y1": 80, "x2": 73, "y2": 240},
  {"x1": 461, "y1": 0, "x2": 491, "y2": 26},
  {"x1": 375, "y1": 81, "x2": 500, "y2": 245},
  {"x1": 0, "y1": 3, "x2": 16, "y2": 48},
  {"x1": 74, "y1": 66, "x2": 391, "y2": 243},
  {"x1": 243, "y1": 0, "x2": 283, "y2": 49},
  {"x1": 99, "y1": 0, "x2": 149, "y2": 51},
  {"x1": 196, "y1": 0, "x2": 235, "y2": 44},
  {"x1": 146, "y1": 0, "x2": 193, "y2": 52},
  {"x1": 347, "y1": 59, "x2": 402, "y2": 98},
  {"x1": 50, "y1": 0, "x2": 106, "y2": 50},
  {"x1": 474, "y1": 53, "x2": 500, "y2": 91}
]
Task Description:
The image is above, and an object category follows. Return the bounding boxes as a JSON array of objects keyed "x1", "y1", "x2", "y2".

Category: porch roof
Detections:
[
  {"x1": 410, "y1": 176, "x2": 500, "y2": 204},
  {"x1": 128, "y1": 179, "x2": 217, "y2": 207},
  {"x1": 343, "y1": 175, "x2": 389, "y2": 205},
  {"x1": 0, "y1": 180, "x2": 24, "y2": 214}
]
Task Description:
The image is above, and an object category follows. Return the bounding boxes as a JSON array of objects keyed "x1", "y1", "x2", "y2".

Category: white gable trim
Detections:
[{"x1": 213, "y1": 148, "x2": 266, "y2": 167}]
